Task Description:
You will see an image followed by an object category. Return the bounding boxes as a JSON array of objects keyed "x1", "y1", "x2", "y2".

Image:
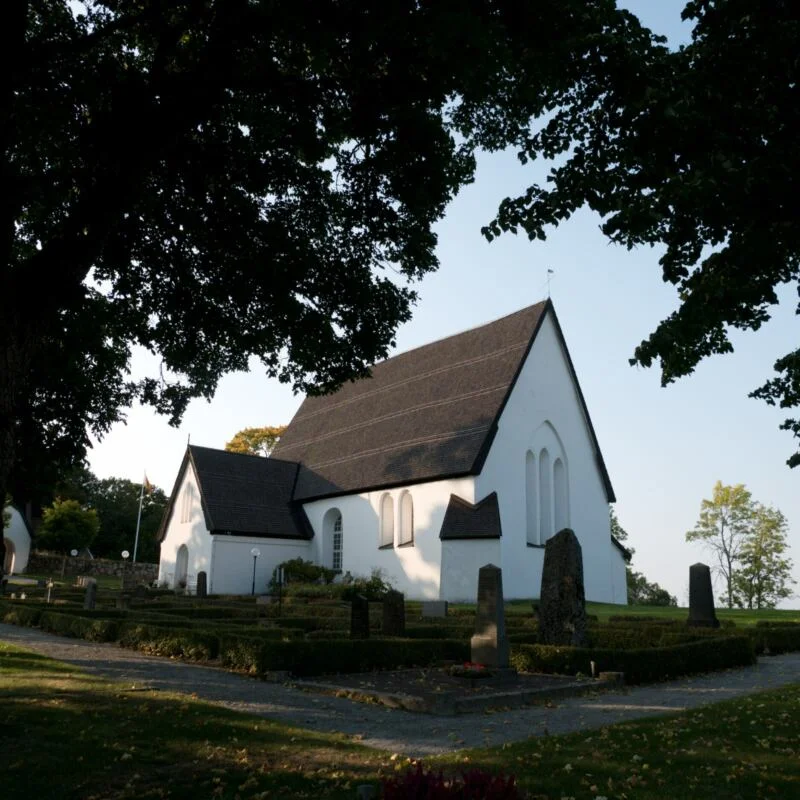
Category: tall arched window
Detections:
[
  {"x1": 399, "y1": 492, "x2": 414, "y2": 546},
  {"x1": 332, "y1": 513, "x2": 343, "y2": 571},
  {"x1": 538, "y1": 448, "x2": 552, "y2": 543},
  {"x1": 554, "y1": 457, "x2": 569, "y2": 532},
  {"x1": 379, "y1": 494, "x2": 394, "y2": 547},
  {"x1": 525, "y1": 451, "x2": 537, "y2": 545},
  {"x1": 180, "y1": 483, "x2": 194, "y2": 524}
]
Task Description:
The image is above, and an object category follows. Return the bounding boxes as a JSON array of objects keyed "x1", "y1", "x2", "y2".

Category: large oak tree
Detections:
[{"x1": 2, "y1": 0, "x2": 653, "y2": 521}]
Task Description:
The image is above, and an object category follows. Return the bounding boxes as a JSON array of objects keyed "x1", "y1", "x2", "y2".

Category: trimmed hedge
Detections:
[
  {"x1": 220, "y1": 636, "x2": 469, "y2": 676},
  {"x1": 118, "y1": 623, "x2": 219, "y2": 660},
  {"x1": 510, "y1": 635, "x2": 756, "y2": 684},
  {"x1": 747, "y1": 626, "x2": 800, "y2": 655},
  {"x1": 39, "y1": 611, "x2": 121, "y2": 642},
  {"x1": 0, "y1": 602, "x2": 44, "y2": 627}
]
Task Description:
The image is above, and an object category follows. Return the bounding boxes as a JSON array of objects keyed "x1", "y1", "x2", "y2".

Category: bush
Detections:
[
  {"x1": 381, "y1": 763, "x2": 522, "y2": 799},
  {"x1": 219, "y1": 637, "x2": 469, "y2": 676},
  {"x1": 118, "y1": 623, "x2": 219, "y2": 660},
  {"x1": 747, "y1": 626, "x2": 800, "y2": 655},
  {"x1": 39, "y1": 611, "x2": 120, "y2": 642},
  {"x1": 0, "y1": 602, "x2": 44, "y2": 627},
  {"x1": 510, "y1": 635, "x2": 755, "y2": 684},
  {"x1": 341, "y1": 568, "x2": 395, "y2": 601},
  {"x1": 274, "y1": 558, "x2": 337, "y2": 587}
]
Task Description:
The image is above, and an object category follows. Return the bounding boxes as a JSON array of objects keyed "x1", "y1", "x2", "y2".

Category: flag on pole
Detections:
[{"x1": 143, "y1": 474, "x2": 154, "y2": 494}]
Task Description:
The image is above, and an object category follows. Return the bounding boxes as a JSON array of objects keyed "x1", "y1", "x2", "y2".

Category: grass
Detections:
[{"x1": 1, "y1": 640, "x2": 799, "y2": 799}]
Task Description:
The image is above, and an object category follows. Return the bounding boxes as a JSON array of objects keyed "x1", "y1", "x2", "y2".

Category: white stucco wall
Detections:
[
  {"x1": 157, "y1": 467, "x2": 213, "y2": 590},
  {"x1": 609, "y1": 545, "x2": 629, "y2": 605},
  {"x1": 210, "y1": 536, "x2": 311, "y2": 595},
  {"x1": 301, "y1": 476, "x2": 475, "y2": 600},
  {"x1": 440, "y1": 539, "x2": 501, "y2": 602},
  {"x1": 475, "y1": 311, "x2": 624, "y2": 603},
  {"x1": 3, "y1": 506, "x2": 31, "y2": 574}
]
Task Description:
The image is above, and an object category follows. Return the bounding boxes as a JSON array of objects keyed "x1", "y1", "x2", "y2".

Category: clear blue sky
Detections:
[{"x1": 88, "y1": 1, "x2": 798, "y2": 605}]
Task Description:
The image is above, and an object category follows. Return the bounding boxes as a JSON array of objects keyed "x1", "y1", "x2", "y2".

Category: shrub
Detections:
[
  {"x1": 510, "y1": 635, "x2": 755, "y2": 684},
  {"x1": 340, "y1": 568, "x2": 395, "y2": 601},
  {"x1": 381, "y1": 763, "x2": 522, "y2": 799},
  {"x1": 39, "y1": 611, "x2": 120, "y2": 642},
  {"x1": 747, "y1": 626, "x2": 800, "y2": 655},
  {"x1": 0, "y1": 602, "x2": 43, "y2": 627},
  {"x1": 118, "y1": 623, "x2": 219, "y2": 660},
  {"x1": 274, "y1": 558, "x2": 337, "y2": 587}
]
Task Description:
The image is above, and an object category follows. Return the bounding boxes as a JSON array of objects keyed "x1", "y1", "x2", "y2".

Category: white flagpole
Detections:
[{"x1": 133, "y1": 473, "x2": 146, "y2": 564}]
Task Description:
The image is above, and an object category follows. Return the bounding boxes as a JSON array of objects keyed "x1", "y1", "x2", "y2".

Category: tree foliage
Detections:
[
  {"x1": 686, "y1": 481, "x2": 795, "y2": 609},
  {"x1": 1, "y1": 0, "x2": 659, "y2": 511},
  {"x1": 732, "y1": 505, "x2": 795, "y2": 610},
  {"x1": 56, "y1": 468, "x2": 166, "y2": 562},
  {"x1": 37, "y1": 499, "x2": 99, "y2": 554},
  {"x1": 611, "y1": 507, "x2": 677, "y2": 606},
  {"x1": 685, "y1": 481, "x2": 754, "y2": 608},
  {"x1": 225, "y1": 425, "x2": 287, "y2": 457},
  {"x1": 484, "y1": 0, "x2": 800, "y2": 467}
]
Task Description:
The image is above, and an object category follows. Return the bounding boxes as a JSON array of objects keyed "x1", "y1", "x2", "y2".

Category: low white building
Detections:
[
  {"x1": 157, "y1": 300, "x2": 629, "y2": 601},
  {"x1": 3, "y1": 505, "x2": 32, "y2": 575}
]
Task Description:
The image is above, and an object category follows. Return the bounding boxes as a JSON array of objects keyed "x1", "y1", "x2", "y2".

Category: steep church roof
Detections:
[
  {"x1": 157, "y1": 445, "x2": 312, "y2": 541},
  {"x1": 272, "y1": 300, "x2": 615, "y2": 502}
]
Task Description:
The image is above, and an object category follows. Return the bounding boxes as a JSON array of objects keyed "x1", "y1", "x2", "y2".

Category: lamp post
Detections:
[{"x1": 250, "y1": 547, "x2": 261, "y2": 596}]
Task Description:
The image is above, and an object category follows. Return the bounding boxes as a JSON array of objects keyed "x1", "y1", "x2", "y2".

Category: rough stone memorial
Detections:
[
  {"x1": 83, "y1": 579, "x2": 97, "y2": 611},
  {"x1": 470, "y1": 563, "x2": 510, "y2": 668},
  {"x1": 539, "y1": 528, "x2": 588, "y2": 646},
  {"x1": 196, "y1": 570, "x2": 208, "y2": 599},
  {"x1": 382, "y1": 590, "x2": 405, "y2": 637},
  {"x1": 350, "y1": 594, "x2": 370, "y2": 640},
  {"x1": 687, "y1": 563, "x2": 720, "y2": 628}
]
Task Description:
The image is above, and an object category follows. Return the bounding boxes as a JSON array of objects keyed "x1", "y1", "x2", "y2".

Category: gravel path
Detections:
[{"x1": 2, "y1": 622, "x2": 799, "y2": 757}]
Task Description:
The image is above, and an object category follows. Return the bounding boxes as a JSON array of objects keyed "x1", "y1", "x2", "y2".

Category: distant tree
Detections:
[
  {"x1": 611, "y1": 506, "x2": 676, "y2": 606},
  {"x1": 685, "y1": 482, "x2": 754, "y2": 609},
  {"x1": 37, "y1": 499, "x2": 99, "y2": 553},
  {"x1": 88, "y1": 478, "x2": 168, "y2": 563},
  {"x1": 626, "y1": 569, "x2": 678, "y2": 607},
  {"x1": 225, "y1": 426, "x2": 288, "y2": 458},
  {"x1": 733, "y1": 505, "x2": 795, "y2": 610}
]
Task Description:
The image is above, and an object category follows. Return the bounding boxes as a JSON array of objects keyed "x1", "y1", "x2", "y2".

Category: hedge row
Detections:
[
  {"x1": 748, "y1": 626, "x2": 800, "y2": 655},
  {"x1": 510, "y1": 635, "x2": 756, "y2": 684},
  {"x1": 219, "y1": 635, "x2": 470, "y2": 676}
]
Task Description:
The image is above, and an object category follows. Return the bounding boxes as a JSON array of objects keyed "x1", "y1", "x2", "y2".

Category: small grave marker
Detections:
[
  {"x1": 687, "y1": 563, "x2": 720, "y2": 628},
  {"x1": 421, "y1": 600, "x2": 448, "y2": 618},
  {"x1": 470, "y1": 563, "x2": 510, "y2": 668},
  {"x1": 539, "y1": 528, "x2": 588, "y2": 646},
  {"x1": 382, "y1": 590, "x2": 406, "y2": 637},
  {"x1": 350, "y1": 594, "x2": 370, "y2": 639}
]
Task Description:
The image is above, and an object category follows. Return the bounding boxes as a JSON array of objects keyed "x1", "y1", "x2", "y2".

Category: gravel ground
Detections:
[{"x1": 2, "y1": 622, "x2": 799, "y2": 757}]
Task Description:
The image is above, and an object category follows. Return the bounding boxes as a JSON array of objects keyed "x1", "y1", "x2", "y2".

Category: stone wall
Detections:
[{"x1": 26, "y1": 551, "x2": 158, "y2": 582}]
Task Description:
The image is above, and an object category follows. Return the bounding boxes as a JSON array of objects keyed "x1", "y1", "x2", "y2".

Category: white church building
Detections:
[{"x1": 157, "y1": 301, "x2": 629, "y2": 602}]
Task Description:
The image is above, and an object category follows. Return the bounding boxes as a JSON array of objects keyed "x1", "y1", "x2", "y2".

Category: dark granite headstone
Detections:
[
  {"x1": 382, "y1": 590, "x2": 406, "y2": 637},
  {"x1": 196, "y1": 570, "x2": 208, "y2": 599},
  {"x1": 470, "y1": 564, "x2": 509, "y2": 668},
  {"x1": 133, "y1": 583, "x2": 148, "y2": 598},
  {"x1": 116, "y1": 593, "x2": 130, "y2": 610},
  {"x1": 687, "y1": 563, "x2": 720, "y2": 628},
  {"x1": 539, "y1": 528, "x2": 588, "y2": 646},
  {"x1": 83, "y1": 579, "x2": 97, "y2": 610},
  {"x1": 350, "y1": 594, "x2": 370, "y2": 640}
]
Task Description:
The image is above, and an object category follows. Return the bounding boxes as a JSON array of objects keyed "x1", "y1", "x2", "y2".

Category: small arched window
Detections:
[
  {"x1": 379, "y1": 494, "x2": 394, "y2": 547},
  {"x1": 538, "y1": 448, "x2": 552, "y2": 543},
  {"x1": 332, "y1": 513, "x2": 343, "y2": 571},
  {"x1": 525, "y1": 451, "x2": 537, "y2": 545},
  {"x1": 399, "y1": 492, "x2": 414, "y2": 546}
]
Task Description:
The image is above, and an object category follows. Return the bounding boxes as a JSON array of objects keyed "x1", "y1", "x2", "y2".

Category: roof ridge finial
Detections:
[{"x1": 546, "y1": 268, "x2": 554, "y2": 299}]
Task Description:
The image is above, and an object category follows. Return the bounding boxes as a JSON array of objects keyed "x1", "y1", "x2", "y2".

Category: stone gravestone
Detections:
[
  {"x1": 350, "y1": 594, "x2": 370, "y2": 639},
  {"x1": 116, "y1": 593, "x2": 130, "y2": 610},
  {"x1": 196, "y1": 570, "x2": 208, "y2": 599},
  {"x1": 382, "y1": 590, "x2": 406, "y2": 637},
  {"x1": 83, "y1": 579, "x2": 97, "y2": 611},
  {"x1": 470, "y1": 564, "x2": 510, "y2": 668},
  {"x1": 539, "y1": 528, "x2": 588, "y2": 647},
  {"x1": 421, "y1": 600, "x2": 448, "y2": 618},
  {"x1": 687, "y1": 563, "x2": 720, "y2": 628}
]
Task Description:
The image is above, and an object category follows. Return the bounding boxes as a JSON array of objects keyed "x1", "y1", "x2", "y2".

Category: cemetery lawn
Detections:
[{"x1": 2, "y1": 641, "x2": 800, "y2": 799}]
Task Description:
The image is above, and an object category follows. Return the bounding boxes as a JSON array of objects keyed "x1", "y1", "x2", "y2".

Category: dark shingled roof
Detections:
[
  {"x1": 611, "y1": 535, "x2": 633, "y2": 562},
  {"x1": 273, "y1": 300, "x2": 615, "y2": 503},
  {"x1": 439, "y1": 493, "x2": 503, "y2": 540},
  {"x1": 157, "y1": 446, "x2": 312, "y2": 541}
]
